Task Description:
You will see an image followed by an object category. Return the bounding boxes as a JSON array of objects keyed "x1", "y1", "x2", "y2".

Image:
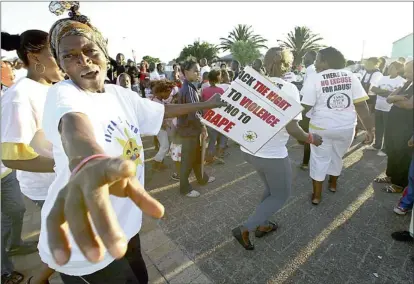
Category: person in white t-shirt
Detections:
[
  {"x1": 200, "y1": 58, "x2": 211, "y2": 79},
  {"x1": 303, "y1": 51, "x2": 317, "y2": 83},
  {"x1": 301, "y1": 47, "x2": 374, "y2": 205},
  {"x1": 1, "y1": 29, "x2": 64, "y2": 284},
  {"x1": 149, "y1": 62, "x2": 161, "y2": 81},
  {"x1": 232, "y1": 47, "x2": 322, "y2": 250},
  {"x1": 367, "y1": 61, "x2": 406, "y2": 156},
  {"x1": 42, "y1": 7, "x2": 226, "y2": 283},
  {"x1": 360, "y1": 57, "x2": 383, "y2": 112}
]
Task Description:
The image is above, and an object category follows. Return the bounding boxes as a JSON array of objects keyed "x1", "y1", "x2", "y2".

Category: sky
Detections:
[{"x1": 1, "y1": 1, "x2": 413, "y2": 63}]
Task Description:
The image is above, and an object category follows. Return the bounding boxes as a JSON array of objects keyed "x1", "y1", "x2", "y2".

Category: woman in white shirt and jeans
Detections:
[
  {"x1": 301, "y1": 47, "x2": 374, "y2": 205},
  {"x1": 232, "y1": 47, "x2": 323, "y2": 250},
  {"x1": 40, "y1": 3, "x2": 225, "y2": 283}
]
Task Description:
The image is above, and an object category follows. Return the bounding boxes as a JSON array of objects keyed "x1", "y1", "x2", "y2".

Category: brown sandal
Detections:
[
  {"x1": 232, "y1": 227, "x2": 254, "y2": 250},
  {"x1": 383, "y1": 184, "x2": 404, "y2": 193},
  {"x1": 2, "y1": 271, "x2": 24, "y2": 284}
]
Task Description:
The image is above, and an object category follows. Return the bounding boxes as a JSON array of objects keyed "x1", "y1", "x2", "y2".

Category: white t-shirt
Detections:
[
  {"x1": 301, "y1": 69, "x2": 369, "y2": 130},
  {"x1": 304, "y1": 64, "x2": 316, "y2": 83},
  {"x1": 218, "y1": 83, "x2": 230, "y2": 92},
  {"x1": 39, "y1": 81, "x2": 164, "y2": 276},
  {"x1": 361, "y1": 70, "x2": 383, "y2": 96},
  {"x1": 283, "y1": 72, "x2": 297, "y2": 83},
  {"x1": 1, "y1": 78, "x2": 55, "y2": 200},
  {"x1": 14, "y1": 68, "x2": 27, "y2": 81},
  {"x1": 200, "y1": 66, "x2": 211, "y2": 78},
  {"x1": 372, "y1": 75, "x2": 406, "y2": 112},
  {"x1": 241, "y1": 77, "x2": 302, "y2": 159},
  {"x1": 149, "y1": 70, "x2": 161, "y2": 81}
]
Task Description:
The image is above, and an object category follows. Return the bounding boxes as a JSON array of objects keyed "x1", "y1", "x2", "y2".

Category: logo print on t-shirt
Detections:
[
  {"x1": 116, "y1": 128, "x2": 143, "y2": 166},
  {"x1": 327, "y1": 93, "x2": 351, "y2": 110},
  {"x1": 104, "y1": 120, "x2": 143, "y2": 166}
]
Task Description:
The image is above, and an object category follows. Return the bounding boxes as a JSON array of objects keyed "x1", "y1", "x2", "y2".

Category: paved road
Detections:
[{"x1": 16, "y1": 134, "x2": 414, "y2": 283}]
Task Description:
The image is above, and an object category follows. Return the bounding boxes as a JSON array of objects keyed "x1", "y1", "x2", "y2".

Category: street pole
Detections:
[{"x1": 360, "y1": 40, "x2": 366, "y2": 62}]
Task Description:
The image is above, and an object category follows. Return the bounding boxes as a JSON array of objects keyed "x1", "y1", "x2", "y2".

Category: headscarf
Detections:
[{"x1": 48, "y1": 1, "x2": 109, "y2": 63}]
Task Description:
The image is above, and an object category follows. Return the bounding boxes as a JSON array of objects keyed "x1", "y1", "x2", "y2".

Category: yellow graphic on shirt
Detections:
[{"x1": 116, "y1": 128, "x2": 143, "y2": 166}]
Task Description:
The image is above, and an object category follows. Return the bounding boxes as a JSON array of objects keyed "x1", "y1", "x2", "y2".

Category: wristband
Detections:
[
  {"x1": 71, "y1": 154, "x2": 109, "y2": 178},
  {"x1": 306, "y1": 133, "x2": 314, "y2": 145}
]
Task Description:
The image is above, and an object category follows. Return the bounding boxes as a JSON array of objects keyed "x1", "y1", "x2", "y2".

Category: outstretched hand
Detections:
[
  {"x1": 207, "y1": 93, "x2": 227, "y2": 109},
  {"x1": 47, "y1": 157, "x2": 164, "y2": 266}
]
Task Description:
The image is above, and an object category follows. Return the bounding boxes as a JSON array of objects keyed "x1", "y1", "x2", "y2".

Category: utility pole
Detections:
[{"x1": 360, "y1": 40, "x2": 366, "y2": 62}]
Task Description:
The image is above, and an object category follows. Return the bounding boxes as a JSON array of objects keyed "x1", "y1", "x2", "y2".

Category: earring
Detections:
[{"x1": 35, "y1": 63, "x2": 46, "y2": 74}]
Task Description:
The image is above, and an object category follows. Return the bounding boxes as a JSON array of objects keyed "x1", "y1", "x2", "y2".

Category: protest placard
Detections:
[{"x1": 200, "y1": 66, "x2": 303, "y2": 154}]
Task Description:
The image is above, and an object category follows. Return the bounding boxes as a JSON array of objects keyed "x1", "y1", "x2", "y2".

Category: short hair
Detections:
[
  {"x1": 367, "y1": 57, "x2": 380, "y2": 65},
  {"x1": 232, "y1": 60, "x2": 240, "y2": 67},
  {"x1": 318, "y1": 47, "x2": 346, "y2": 70},
  {"x1": 208, "y1": 69, "x2": 221, "y2": 84},
  {"x1": 180, "y1": 56, "x2": 198, "y2": 72},
  {"x1": 389, "y1": 61, "x2": 405, "y2": 76},
  {"x1": 307, "y1": 50, "x2": 317, "y2": 60},
  {"x1": 151, "y1": 79, "x2": 176, "y2": 94},
  {"x1": 202, "y1": 71, "x2": 209, "y2": 80}
]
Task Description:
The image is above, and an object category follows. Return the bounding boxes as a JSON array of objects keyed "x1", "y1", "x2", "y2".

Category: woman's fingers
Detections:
[
  {"x1": 65, "y1": 187, "x2": 104, "y2": 263},
  {"x1": 47, "y1": 189, "x2": 71, "y2": 266},
  {"x1": 101, "y1": 158, "x2": 136, "y2": 183},
  {"x1": 83, "y1": 182, "x2": 128, "y2": 260},
  {"x1": 124, "y1": 178, "x2": 165, "y2": 219}
]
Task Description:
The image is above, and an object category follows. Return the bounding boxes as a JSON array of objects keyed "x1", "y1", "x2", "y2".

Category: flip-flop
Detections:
[{"x1": 391, "y1": 231, "x2": 413, "y2": 242}]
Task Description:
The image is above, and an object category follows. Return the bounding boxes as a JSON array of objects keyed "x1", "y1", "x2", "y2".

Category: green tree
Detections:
[
  {"x1": 230, "y1": 40, "x2": 261, "y2": 67},
  {"x1": 142, "y1": 55, "x2": 160, "y2": 65},
  {"x1": 277, "y1": 26, "x2": 325, "y2": 66},
  {"x1": 220, "y1": 24, "x2": 267, "y2": 52},
  {"x1": 176, "y1": 40, "x2": 219, "y2": 63}
]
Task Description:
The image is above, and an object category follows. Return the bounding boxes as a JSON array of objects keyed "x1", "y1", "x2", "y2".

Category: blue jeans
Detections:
[
  {"x1": 1, "y1": 171, "x2": 26, "y2": 275},
  {"x1": 398, "y1": 158, "x2": 414, "y2": 210},
  {"x1": 207, "y1": 127, "x2": 227, "y2": 156}
]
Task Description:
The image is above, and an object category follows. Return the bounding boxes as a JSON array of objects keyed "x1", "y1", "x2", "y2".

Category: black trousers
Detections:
[
  {"x1": 60, "y1": 234, "x2": 148, "y2": 284},
  {"x1": 384, "y1": 108, "x2": 413, "y2": 188},
  {"x1": 373, "y1": 110, "x2": 389, "y2": 151},
  {"x1": 179, "y1": 136, "x2": 209, "y2": 194}
]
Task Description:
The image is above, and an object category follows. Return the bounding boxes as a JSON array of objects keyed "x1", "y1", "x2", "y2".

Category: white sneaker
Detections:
[
  {"x1": 208, "y1": 176, "x2": 216, "y2": 183},
  {"x1": 186, "y1": 190, "x2": 200, "y2": 198},
  {"x1": 377, "y1": 151, "x2": 387, "y2": 157}
]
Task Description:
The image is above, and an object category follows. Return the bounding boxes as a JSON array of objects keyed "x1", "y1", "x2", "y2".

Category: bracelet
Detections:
[
  {"x1": 306, "y1": 133, "x2": 314, "y2": 144},
  {"x1": 71, "y1": 154, "x2": 109, "y2": 178}
]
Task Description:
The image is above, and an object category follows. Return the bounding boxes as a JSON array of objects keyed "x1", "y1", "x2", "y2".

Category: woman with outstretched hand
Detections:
[{"x1": 40, "y1": 2, "x2": 225, "y2": 283}]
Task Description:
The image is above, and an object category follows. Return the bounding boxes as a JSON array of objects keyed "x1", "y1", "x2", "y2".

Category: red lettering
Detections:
[
  {"x1": 256, "y1": 108, "x2": 266, "y2": 118},
  {"x1": 223, "y1": 121, "x2": 236, "y2": 133},
  {"x1": 211, "y1": 113, "x2": 222, "y2": 126},
  {"x1": 260, "y1": 86, "x2": 270, "y2": 96},
  {"x1": 269, "y1": 117, "x2": 280, "y2": 127},
  {"x1": 240, "y1": 96, "x2": 252, "y2": 107},
  {"x1": 261, "y1": 111, "x2": 271, "y2": 121},
  {"x1": 203, "y1": 109, "x2": 215, "y2": 120},
  {"x1": 253, "y1": 81, "x2": 262, "y2": 90},
  {"x1": 217, "y1": 117, "x2": 229, "y2": 127},
  {"x1": 282, "y1": 102, "x2": 292, "y2": 111},
  {"x1": 247, "y1": 103, "x2": 258, "y2": 112}
]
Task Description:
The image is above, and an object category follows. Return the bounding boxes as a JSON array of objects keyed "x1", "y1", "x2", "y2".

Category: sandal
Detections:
[
  {"x1": 374, "y1": 176, "x2": 392, "y2": 183},
  {"x1": 232, "y1": 227, "x2": 254, "y2": 250},
  {"x1": 255, "y1": 221, "x2": 278, "y2": 238},
  {"x1": 383, "y1": 184, "x2": 404, "y2": 193},
  {"x1": 2, "y1": 271, "x2": 24, "y2": 284}
]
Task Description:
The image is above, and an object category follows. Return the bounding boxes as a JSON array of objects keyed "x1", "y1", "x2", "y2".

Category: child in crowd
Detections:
[
  {"x1": 201, "y1": 71, "x2": 210, "y2": 91},
  {"x1": 143, "y1": 77, "x2": 153, "y2": 99}
]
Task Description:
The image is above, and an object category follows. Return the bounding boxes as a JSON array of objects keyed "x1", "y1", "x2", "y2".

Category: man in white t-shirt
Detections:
[
  {"x1": 367, "y1": 61, "x2": 406, "y2": 156},
  {"x1": 200, "y1": 58, "x2": 211, "y2": 79},
  {"x1": 303, "y1": 51, "x2": 317, "y2": 83},
  {"x1": 149, "y1": 62, "x2": 161, "y2": 81}
]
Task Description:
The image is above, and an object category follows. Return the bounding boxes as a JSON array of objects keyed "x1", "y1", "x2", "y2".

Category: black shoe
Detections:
[
  {"x1": 232, "y1": 227, "x2": 254, "y2": 250},
  {"x1": 391, "y1": 231, "x2": 413, "y2": 242},
  {"x1": 7, "y1": 241, "x2": 38, "y2": 256},
  {"x1": 255, "y1": 221, "x2": 279, "y2": 238}
]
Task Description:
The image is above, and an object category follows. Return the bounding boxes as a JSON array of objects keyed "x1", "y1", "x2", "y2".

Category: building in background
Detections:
[{"x1": 391, "y1": 33, "x2": 413, "y2": 59}]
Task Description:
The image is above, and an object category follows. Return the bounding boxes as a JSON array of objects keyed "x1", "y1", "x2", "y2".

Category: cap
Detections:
[{"x1": 1, "y1": 61, "x2": 14, "y2": 87}]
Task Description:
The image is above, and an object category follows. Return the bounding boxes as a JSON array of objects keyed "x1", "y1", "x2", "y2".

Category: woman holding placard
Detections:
[
  {"x1": 301, "y1": 47, "x2": 374, "y2": 205},
  {"x1": 232, "y1": 47, "x2": 323, "y2": 250}
]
